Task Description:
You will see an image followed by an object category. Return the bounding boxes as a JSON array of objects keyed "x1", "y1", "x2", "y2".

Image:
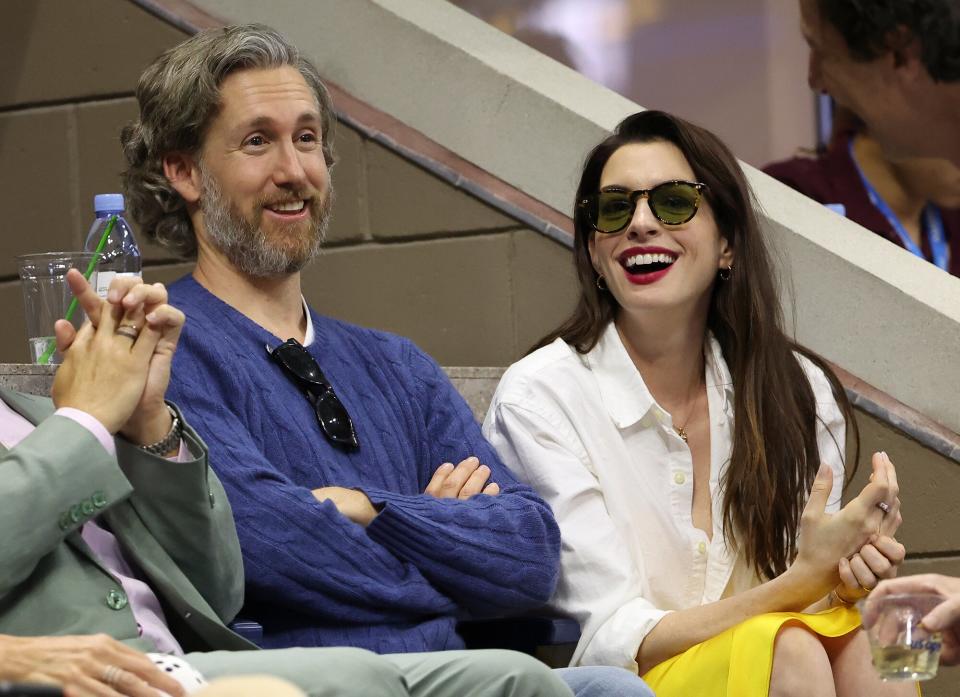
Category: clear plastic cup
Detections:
[
  {"x1": 858, "y1": 593, "x2": 945, "y2": 681},
  {"x1": 16, "y1": 252, "x2": 96, "y2": 364}
]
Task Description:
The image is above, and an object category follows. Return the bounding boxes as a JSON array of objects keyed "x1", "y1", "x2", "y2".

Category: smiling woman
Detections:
[
  {"x1": 483, "y1": 110, "x2": 917, "y2": 697},
  {"x1": 586, "y1": 141, "x2": 730, "y2": 311}
]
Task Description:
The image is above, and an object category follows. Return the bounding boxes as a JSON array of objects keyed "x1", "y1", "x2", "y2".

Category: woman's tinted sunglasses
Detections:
[{"x1": 579, "y1": 180, "x2": 707, "y2": 233}]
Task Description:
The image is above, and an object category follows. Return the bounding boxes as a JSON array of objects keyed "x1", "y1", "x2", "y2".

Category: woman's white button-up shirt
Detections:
[{"x1": 482, "y1": 322, "x2": 846, "y2": 674}]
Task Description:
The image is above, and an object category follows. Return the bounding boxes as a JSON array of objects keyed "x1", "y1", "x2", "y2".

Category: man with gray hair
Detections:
[{"x1": 123, "y1": 22, "x2": 653, "y2": 697}]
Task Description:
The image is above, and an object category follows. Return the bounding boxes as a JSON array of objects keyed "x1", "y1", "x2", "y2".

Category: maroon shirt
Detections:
[{"x1": 763, "y1": 133, "x2": 960, "y2": 278}]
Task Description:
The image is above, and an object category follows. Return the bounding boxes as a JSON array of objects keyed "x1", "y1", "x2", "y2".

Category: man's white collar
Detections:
[{"x1": 302, "y1": 296, "x2": 315, "y2": 346}]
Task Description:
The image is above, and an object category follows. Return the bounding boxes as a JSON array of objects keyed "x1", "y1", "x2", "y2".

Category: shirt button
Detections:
[
  {"x1": 698, "y1": 542, "x2": 707, "y2": 554},
  {"x1": 673, "y1": 472, "x2": 686, "y2": 485},
  {"x1": 106, "y1": 588, "x2": 128, "y2": 611}
]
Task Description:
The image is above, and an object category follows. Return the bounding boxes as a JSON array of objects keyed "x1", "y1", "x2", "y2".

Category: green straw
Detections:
[{"x1": 38, "y1": 215, "x2": 117, "y2": 365}]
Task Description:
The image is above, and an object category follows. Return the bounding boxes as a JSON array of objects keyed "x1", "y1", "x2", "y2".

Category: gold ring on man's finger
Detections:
[{"x1": 116, "y1": 324, "x2": 140, "y2": 340}]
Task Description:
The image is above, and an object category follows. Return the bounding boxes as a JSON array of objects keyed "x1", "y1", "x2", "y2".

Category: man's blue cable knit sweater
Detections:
[{"x1": 166, "y1": 275, "x2": 561, "y2": 653}]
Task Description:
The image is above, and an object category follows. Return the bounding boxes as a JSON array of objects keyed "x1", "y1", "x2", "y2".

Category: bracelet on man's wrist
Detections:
[{"x1": 138, "y1": 405, "x2": 182, "y2": 455}]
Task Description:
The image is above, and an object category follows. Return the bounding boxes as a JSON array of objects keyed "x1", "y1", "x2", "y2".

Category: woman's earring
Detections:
[
  {"x1": 718, "y1": 264, "x2": 733, "y2": 281},
  {"x1": 596, "y1": 275, "x2": 608, "y2": 291}
]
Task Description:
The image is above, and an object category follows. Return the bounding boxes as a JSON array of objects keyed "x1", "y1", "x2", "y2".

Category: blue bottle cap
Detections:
[{"x1": 94, "y1": 193, "x2": 125, "y2": 213}]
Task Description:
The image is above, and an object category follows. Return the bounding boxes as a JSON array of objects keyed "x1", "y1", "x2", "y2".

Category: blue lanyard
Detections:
[{"x1": 848, "y1": 139, "x2": 950, "y2": 271}]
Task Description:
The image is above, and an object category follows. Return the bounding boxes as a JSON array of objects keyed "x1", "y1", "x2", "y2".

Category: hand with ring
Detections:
[
  {"x1": 871, "y1": 574, "x2": 960, "y2": 665},
  {"x1": 52, "y1": 271, "x2": 185, "y2": 442},
  {"x1": 115, "y1": 323, "x2": 142, "y2": 341},
  {"x1": 0, "y1": 632, "x2": 185, "y2": 696},
  {"x1": 833, "y1": 452, "x2": 905, "y2": 604}
]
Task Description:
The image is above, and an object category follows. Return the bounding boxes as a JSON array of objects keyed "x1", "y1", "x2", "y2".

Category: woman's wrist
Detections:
[{"x1": 776, "y1": 564, "x2": 832, "y2": 612}]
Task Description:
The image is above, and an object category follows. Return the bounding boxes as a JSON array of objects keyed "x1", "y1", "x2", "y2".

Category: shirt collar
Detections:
[
  {"x1": 302, "y1": 296, "x2": 315, "y2": 346},
  {"x1": 584, "y1": 322, "x2": 734, "y2": 429},
  {"x1": 584, "y1": 322, "x2": 656, "y2": 429}
]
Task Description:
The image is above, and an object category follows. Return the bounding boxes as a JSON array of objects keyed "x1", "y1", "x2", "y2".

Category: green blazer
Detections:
[{"x1": 0, "y1": 388, "x2": 253, "y2": 653}]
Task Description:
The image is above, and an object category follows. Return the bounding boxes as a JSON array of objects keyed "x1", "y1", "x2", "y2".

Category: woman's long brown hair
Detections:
[{"x1": 533, "y1": 110, "x2": 859, "y2": 579}]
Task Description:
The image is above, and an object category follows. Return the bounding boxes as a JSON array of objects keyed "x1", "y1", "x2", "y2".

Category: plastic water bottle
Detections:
[{"x1": 84, "y1": 193, "x2": 142, "y2": 298}]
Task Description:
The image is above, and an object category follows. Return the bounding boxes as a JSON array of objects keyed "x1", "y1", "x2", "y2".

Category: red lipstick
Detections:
[{"x1": 617, "y1": 246, "x2": 679, "y2": 286}]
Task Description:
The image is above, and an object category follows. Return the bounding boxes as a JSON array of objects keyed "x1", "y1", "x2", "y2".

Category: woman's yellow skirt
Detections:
[{"x1": 641, "y1": 605, "x2": 921, "y2": 696}]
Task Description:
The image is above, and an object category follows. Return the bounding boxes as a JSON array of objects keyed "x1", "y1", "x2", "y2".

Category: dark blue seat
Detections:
[
  {"x1": 458, "y1": 616, "x2": 581, "y2": 661},
  {"x1": 229, "y1": 619, "x2": 263, "y2": 645}
]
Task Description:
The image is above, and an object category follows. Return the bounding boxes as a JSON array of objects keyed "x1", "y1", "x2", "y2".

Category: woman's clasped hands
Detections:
[
  {"x1": 790, "y1": 451, "x2": 904, "y2": 607},
  {"x1": 834, "y1": 452, "x2": 905, "y2": 604}
]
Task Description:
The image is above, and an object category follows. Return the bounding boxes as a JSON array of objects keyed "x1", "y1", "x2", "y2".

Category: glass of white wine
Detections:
[{"x1": 858, "y1": 593, "x2": 946, "y2": 681}]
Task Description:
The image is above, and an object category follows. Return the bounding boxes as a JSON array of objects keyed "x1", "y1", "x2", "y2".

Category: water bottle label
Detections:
[
  {"x1": 93, "y1": 271, "x2": 142, "y2": 298},
  {"x1": 95, "y1": 271, "x2": 116, "y2": 298}
]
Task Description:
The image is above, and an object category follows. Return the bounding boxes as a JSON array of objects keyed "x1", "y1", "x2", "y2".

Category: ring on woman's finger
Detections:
[
  {"x1": 115, "y1": 324, "x2": 140, "y2": 340},
  {"x1": 102, "y1": 664, "x2": 129, "y2": 687},
  {"x1": 876, "y1": 501, "x2": 891, "y2": 514}
]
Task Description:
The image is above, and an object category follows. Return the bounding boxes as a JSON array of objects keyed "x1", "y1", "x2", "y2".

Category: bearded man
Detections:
[{"x1": 122, "y1": 22, "x2": 655, "y2": 697}]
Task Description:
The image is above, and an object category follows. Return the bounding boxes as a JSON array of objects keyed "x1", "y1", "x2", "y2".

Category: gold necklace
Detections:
[{"x1": 673, "y1": 374, "x2": 704, "y2": 443}]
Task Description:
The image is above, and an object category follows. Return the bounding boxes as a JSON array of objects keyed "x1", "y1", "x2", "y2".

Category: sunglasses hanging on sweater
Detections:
[{"x1": 266, "y1": 338, "x2": 360, "y2": 449}]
